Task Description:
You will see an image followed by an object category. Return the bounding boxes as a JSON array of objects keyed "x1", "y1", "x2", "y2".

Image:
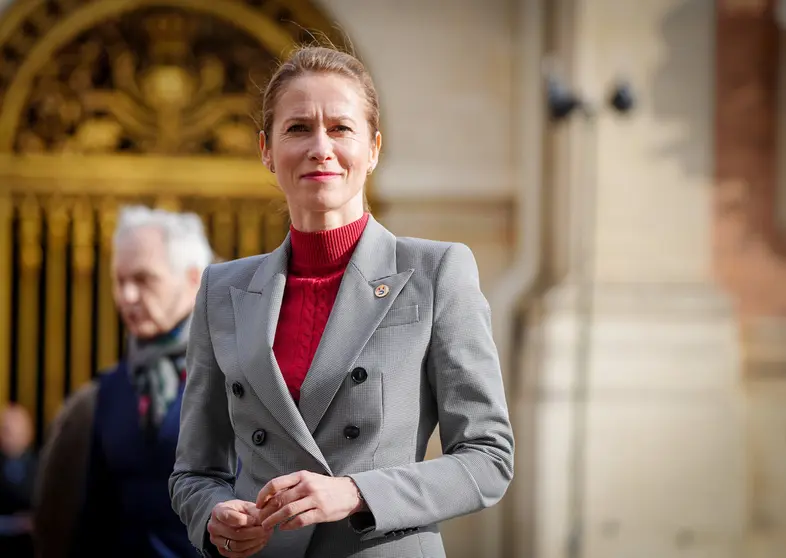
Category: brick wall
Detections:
[{"x1": 714, "y1": 0, "x2": 785, "y2": 316}]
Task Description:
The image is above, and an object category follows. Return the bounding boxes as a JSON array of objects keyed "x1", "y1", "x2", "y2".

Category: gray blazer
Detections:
[{"x1": 169, "y1": 216, "x2": 514, "y2": 558}]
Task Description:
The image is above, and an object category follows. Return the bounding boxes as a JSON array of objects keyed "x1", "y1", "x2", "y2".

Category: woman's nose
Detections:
[{"x1": 307, "y1": 130, "x2": 333, "y2": 161}]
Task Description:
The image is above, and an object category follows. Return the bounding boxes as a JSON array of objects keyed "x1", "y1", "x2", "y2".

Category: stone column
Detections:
[{"x1": 532, "y1": 1, "x2": 745, "y2": 557}]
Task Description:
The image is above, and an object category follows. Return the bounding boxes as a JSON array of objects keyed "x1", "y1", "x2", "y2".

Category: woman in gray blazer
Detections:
[{"x1": 169, "y1": 44, "x2": 514, "y2": 558}]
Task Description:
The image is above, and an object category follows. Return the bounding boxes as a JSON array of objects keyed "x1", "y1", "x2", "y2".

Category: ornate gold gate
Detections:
[{"x1": 0, "y1": 0, "x2": 342, "y2": 438}]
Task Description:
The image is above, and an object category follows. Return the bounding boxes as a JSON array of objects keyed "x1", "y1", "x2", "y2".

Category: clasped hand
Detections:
[{"x1": 209, "y1": 471, "x2": 365, "y2": 557}]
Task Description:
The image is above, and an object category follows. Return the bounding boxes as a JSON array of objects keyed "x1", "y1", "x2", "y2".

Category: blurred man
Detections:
[
  {"x1": 34, "y1": 206, "x2": 213, "y2": 558},
  {"x1": 0, "y1": 404, "x2": 36, "y2": 557}
]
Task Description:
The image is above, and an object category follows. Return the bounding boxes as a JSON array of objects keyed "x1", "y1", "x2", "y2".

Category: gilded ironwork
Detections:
[
  {"x1": 211, "y1": 199, "x2": 235, "y2": 260},
  {"x1": 96, "y1": 198, "x2": 119, "y2": 373},
  {"x1": 155, "y1": 196, "x2": 181, "y2": 212},
  {"x1": 17, "y1": 196, "x2": 42, "y2": 417},
  {"x1": 265, "y1": 208, "x2": 287, "y2": 252},
  {"x1": 0, "y1": 195, "x2": 11, "y2": 409},
  {"x1": 0, "y1": 0, "x2": 333, "y2": 150},
  {"x1": 238, "y1": 204, "x2": 262, "y2": 258},
  {"x1": 15, "y1": 9, "x2": 277, "y2": 155},
  {"x1": 43, "y1": 198, "x2": 69, "y2": 428},
  {"x1": 70, "y1": 199, "x2": 95, "y2": 391},
  {"x1": 0, "y1": 0, "x2": 352, "y2": 435}
]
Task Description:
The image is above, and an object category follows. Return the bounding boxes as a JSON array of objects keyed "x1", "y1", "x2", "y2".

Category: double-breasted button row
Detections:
[
  {"x1": 343, "y1": 425, "x2": 360, "y2": 439},
  {"x1": 351, "y1": 367, "x2": 368, "y2": 384},
  {"x1": 252, "y1": 424, "x2": 355, "y2": 445},
  {"x1": 229, "y1": 382, "x2": 266, "y2": 446},
  {"x1": 236, "y1": 372, "x2": 365, "y2": 445},
  {"x1": 344, "y1": 369, "x2": 366, "y2": 440},
  {"x1": 252, "y1": 429, "x2": 266, "y2": 446}
]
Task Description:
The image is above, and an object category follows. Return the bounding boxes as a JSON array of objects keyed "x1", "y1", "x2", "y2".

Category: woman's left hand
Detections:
[{"x1": 255, "y1": 471, "x2": 364, "y2": 531}]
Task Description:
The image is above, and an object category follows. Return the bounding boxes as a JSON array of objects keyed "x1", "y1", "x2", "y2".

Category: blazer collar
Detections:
[
  {"x1": 247, "y1": 233, "x2": 291, "y2": 294},
  {"x1": 345, "y1": 214, "x2": 399, "y2": 282}
]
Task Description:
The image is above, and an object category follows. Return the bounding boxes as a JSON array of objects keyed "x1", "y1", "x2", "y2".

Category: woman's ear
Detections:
[
  {"x1": 259, "y1": 131, "x2": 274, "y2": 172},
  {"x1": 368, "y1": 131, "x2": 382, "y2": 172}
]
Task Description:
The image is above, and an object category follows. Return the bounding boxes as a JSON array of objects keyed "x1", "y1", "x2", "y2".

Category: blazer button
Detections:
[
  {"x1": 252, "y1": 429, "x2": 266, "y2": 446},
  {"x1": 343, "y1": 425, "x2": 360, "y2": 439},
  {"x1": 231, "y1": 382, "x2": 244, "y2": 398},
  {"x1": 350, "y1": 367, "x2": 368, "y2": 384}
]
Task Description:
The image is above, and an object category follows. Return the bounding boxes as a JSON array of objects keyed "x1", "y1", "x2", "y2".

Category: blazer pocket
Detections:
[{"x1": 377, "y1": 305, "x2": 419, "y2": 329}]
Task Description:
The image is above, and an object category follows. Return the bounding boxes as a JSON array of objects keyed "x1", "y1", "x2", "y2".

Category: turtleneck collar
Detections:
[{"x1": 289, "y1": 213, "x2": 369, "y2": 274}]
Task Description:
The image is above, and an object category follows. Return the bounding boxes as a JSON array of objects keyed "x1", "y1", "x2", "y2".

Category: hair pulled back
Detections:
[{"x1": 260, "y1": 45, "x2": 380, "y2": 141}]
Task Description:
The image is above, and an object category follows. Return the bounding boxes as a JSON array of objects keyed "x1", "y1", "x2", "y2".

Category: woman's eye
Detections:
[
  {"x1": 286, "y1": 124, "x2": 308, "y2": 133},
  {"x1": 333, "y1": 125, "x2": 352, "y2": 133}
]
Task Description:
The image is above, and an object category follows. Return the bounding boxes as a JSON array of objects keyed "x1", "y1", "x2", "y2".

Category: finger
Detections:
[
  {"x1": 208, "y1": 521, "x2": 270, "y2": 542},
  {"x1": 256, "y1": 483, "x2": 309, "y2": 524},
  {"x1": 222, "y1": 533, "x2": 271, "y2": 554},
  {"x1": 279, "y1": 509, "x2": 321, "y2": 531},
  {"x1": 215, "y1": 507, "x2": 256, "y2": 528},
  {"x1": 211, "y1": 534, "x2": 268, "y2": 558},
  {"x1": 256, "y1": 472, "x2": 306, "y2": 508},
  {"x1": 261, "y1": 496, "x2": 316, "y2": 531},
  {"x1": 209, "y1": 535, "x2": 233, "y2": 558}
]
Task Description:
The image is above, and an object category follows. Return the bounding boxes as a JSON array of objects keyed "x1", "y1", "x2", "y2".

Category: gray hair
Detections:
[{"x1": 113, "y1": 205, "x2": 214, "y2": 273}]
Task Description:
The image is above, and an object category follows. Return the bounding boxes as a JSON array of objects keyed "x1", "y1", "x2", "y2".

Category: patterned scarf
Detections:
[{"x1": 127, "y1": 315, "x2": 191, "y2": 436}]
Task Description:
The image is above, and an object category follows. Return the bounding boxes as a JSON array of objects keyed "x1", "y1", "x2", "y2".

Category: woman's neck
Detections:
[
  {"x1": 288, "y1": 199, "x2": 365, "y2": 233},
  {"x1": 289, "y1": 213, "x2": 369, "y2": 272}
]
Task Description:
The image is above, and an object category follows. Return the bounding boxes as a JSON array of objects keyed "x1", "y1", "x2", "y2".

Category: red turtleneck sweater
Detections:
[{"x1": 273, "y1": 213, "x2": 369, "y2": 401}]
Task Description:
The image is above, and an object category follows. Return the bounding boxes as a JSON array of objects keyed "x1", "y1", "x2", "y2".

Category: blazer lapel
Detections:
[
  {"x1": 299, "y1": 216, "x2": 413, "y2": 434},
  {"x1": 230, "y1": 238, "x2": 331, "y2": 474}
]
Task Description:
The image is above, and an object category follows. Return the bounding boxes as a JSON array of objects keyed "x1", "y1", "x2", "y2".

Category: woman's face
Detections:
[{"x1": 260, "y1": 73, "x2": 381, "y2": 220}]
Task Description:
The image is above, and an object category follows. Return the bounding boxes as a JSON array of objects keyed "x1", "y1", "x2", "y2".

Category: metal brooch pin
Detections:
[{"x1": 374, "y1": 284, "x2": 390, "y2": 298}]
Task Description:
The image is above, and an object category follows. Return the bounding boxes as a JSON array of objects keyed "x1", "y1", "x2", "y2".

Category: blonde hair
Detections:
[{"x1": 259, "y1": 45, "x2": 380, "y2": 142}]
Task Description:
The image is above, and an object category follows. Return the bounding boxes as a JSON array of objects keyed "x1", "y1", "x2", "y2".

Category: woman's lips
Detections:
[{"x1": 301, "y1": 171, "x2": 342, "y2": 182}]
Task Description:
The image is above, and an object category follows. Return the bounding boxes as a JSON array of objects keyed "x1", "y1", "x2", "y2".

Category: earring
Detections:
[{"x1": 269, "y1": 164, "x2": 275, "y2": 174}]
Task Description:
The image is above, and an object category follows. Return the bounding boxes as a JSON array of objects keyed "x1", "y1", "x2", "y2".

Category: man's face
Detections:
[{"x1": 111, "y1": 227, "x2": 200, "y2": 339}]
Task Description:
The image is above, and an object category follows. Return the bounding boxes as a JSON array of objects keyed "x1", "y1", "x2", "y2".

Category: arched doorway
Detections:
[{"x1": 0, "y1": 0, "x2": 342, "y2": 438}]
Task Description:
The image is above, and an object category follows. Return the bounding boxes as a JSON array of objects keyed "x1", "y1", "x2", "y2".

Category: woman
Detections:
[{"x1": 169, "y1": 44, "x2": 514, "y2": 558}]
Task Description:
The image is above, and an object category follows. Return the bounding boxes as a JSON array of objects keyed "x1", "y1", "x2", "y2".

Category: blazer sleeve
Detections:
[
  {"x1": 348, "y1": 242, "x2": 515, "y2": 540},
  {"x1": 169, "y1": 265, "x2": 236, "y2": 553}
]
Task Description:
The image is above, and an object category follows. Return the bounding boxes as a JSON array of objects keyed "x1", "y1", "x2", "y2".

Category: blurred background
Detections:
[{"x1": 0, "y1": 0, "x2": 782, "y2": 556}]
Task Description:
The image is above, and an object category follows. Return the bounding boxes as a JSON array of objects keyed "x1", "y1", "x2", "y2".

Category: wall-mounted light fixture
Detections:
[{"x1": 545, "y1": 72, "x2": 636, "y2": 121}]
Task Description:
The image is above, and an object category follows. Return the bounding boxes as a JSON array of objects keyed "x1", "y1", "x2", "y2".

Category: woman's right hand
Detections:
[{"x1": 208, "y1": 500, "x2": 272, "y2": 557}]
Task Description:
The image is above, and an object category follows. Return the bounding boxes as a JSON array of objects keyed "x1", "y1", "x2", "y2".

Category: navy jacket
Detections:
[{"x1": 72, "y1": 362, "x2": 198, "y2": 558}]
